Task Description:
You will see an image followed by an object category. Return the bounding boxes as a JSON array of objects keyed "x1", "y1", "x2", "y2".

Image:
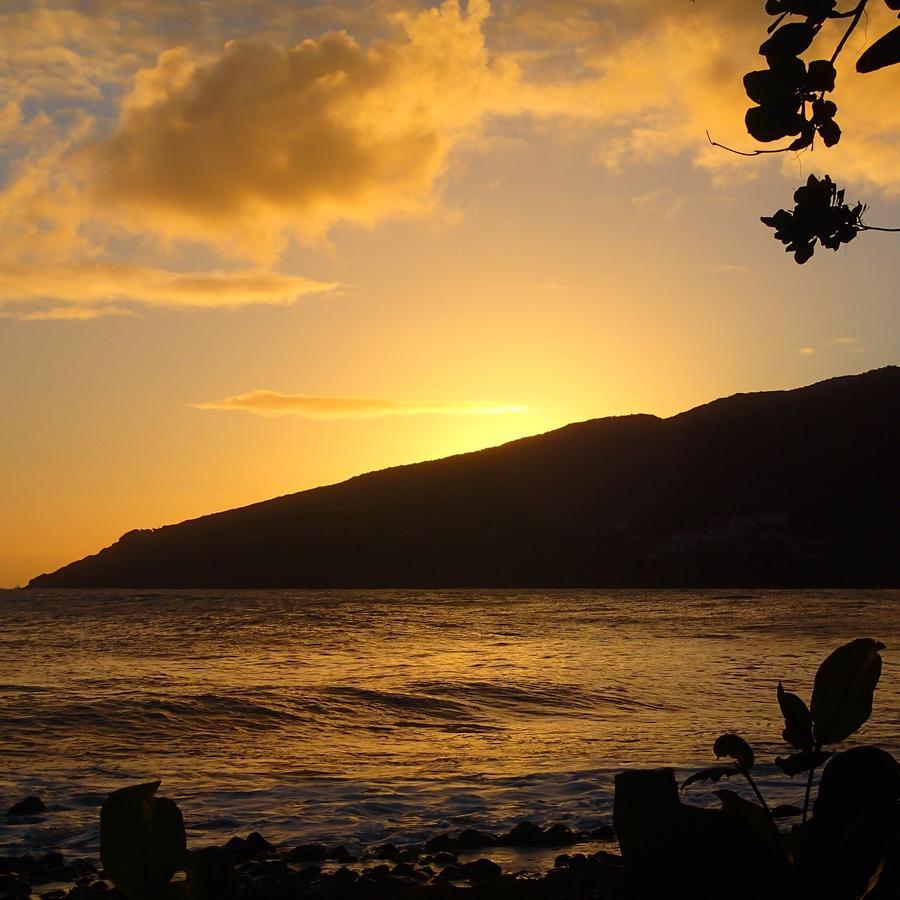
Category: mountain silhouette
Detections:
[{"x1": 29, "y1": 367, "x2": 900, "y2": 589}]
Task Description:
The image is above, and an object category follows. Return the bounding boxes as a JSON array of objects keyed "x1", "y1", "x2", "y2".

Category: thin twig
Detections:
[
  {"x1": 830, "y1": 0, "x2": 869, "y2": 64},
  {"x1": 705, "y1": 131, "x2": 793, "y2": 157},
  {"x1": 861, "y1": 224, "x2": 900, "y2": 232}
]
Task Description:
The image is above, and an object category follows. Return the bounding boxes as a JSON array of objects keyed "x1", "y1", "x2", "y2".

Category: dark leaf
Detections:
[
  {"x1": 811, "y1": 98, "x2": 837, "y2": 124},
  {"x1": 817, "y1": 118, "x2": 841, "y2": 147},
  {"x1": 100, "y1": 782, "x2": 187, "y2": 900},
  {"x1": 713, "y1": 734, "x2": 755, "y2": 769},
  {"x1": 811, "y1": 638, "x2": 885, "y2": 744},
  {"x1": 714, "y1": 790, "x2": 780, "y2": 853},
  {"x1": 806, "y1": 748, "x2": 900, "y2": 896},
  {"x1": 745, "y1": 104, "x2": 804, "y2": 142},
  {"x1": 771, "y1": 804, "x2": 803, "y2": 818},
  {"x1": 681, "y1": 765, "x2": 739, "y2": 791},
  {"x1": 856, "y1": 25, "x2": 900, "y2": 73},
  {"x1": 815, "y1": 748, "x2": 900, "y2": 823},
  {"x1": 777, "y1": 682, "x2": 814, "y2": 750},
  {"x1": 760, "y1": 23, "x2": 820, "y2": 61},
  {"x1": 775, "y1": 750, "x2": 831, "y2": 776},
  {"x1": 805, "y1": 59, "x2": 837, "y2": 92}
]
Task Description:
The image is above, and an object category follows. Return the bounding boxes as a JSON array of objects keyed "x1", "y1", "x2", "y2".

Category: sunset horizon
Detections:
[{"x1": 1, "y1": 2, "x2": 899, "y2": 898}]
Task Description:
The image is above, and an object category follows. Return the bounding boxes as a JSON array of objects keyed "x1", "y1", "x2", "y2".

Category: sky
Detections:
[{"x1": 1, "y1": 0, "x2": 899, "y2": 587}]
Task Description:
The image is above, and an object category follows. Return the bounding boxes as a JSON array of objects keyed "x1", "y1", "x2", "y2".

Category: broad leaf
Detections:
[
  {"x1": 713, "y1": 734, "x2": 755, "y2": 769},
  {"x1": 681, "y1": 765, "x2": 738, "y2": 791},
  {"x1": 811, "y1": 639, "x2": 884, "y2": 744},
  {"x1": 100, "y1": 782, "x2": 187, "y2": 900},
  {"x1": 777, "y1": 682, "x2": 813, "y2": 751},
  {"x1": 714, "y1": 790, "x2": 780, "y2": 854},
  {"x1": 760, "y1": 22, "x2": 820, "y2": 61},
  {"x1": 771, "y1": 804, "x2": 803, "y2": 818},
  {"x1": 775, "y1": 750, "x2": 831, "y2": 777},
  {"x1": 856, "y1": 25, "x2": 900, "y2": 73},
  {"x1": 745, "y1": 104, "x2": 804, "y2": 142}
]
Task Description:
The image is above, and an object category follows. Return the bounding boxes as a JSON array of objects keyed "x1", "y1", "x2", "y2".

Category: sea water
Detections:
[{"x1": 0, "y1": 589, "x2": 897, "y2": 855}]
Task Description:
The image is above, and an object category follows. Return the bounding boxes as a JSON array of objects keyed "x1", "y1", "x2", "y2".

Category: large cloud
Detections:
[
  {"x1": 194, "y1": 390, "x2": 526, "y2": 418},
  {"x1": 85, "y1": 0, "x2": 511, "y2": 256}
]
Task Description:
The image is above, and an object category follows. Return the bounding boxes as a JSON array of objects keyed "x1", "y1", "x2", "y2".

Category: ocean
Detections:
[{"x1": 0, "y1": 589, "x2": 897, "y2": 857}]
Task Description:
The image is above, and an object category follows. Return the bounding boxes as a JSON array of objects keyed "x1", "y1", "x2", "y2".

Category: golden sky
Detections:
[{"x1": 2, "y1": 0, "x2": 899, "y2": 586}]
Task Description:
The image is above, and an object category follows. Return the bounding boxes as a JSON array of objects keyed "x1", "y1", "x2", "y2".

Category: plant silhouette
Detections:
[
  {"x1": 707, "y1": 0, "x2": 900, "y2": 262},
  {"x1": 674, "y1": 638, "x2": 899, "y2": 899}
]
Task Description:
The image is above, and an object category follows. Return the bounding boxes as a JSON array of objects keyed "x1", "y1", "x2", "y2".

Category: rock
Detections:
[
  {"x1": 544, "y1": 824, "x2": 577, "y2": 846},
  {"x1": 554, "y1": 854, "x2": 571, "y2": 868},
  {"x1": 328, "y1": 846, "x2": 355, "y2": 863},
  {"x1": 455, "y1": 829, "x2": 497, "y2": 850},
  {"x1": 462, "y1": 858, "x2": 501, "y2": 881},
  {"x1": 289, "y1": 843, "x2": 327, "y2": 862},
  {"x1": 432, "y1": 851, "x2": 457, "y2": 865},
  {"x1": 590, "y1": 824, "x2": 616, "y2": 842},
  {"x1": 6, "y1": 797, "x2": 45, "y2": 817},
  {"x1": 424, "y1": 833, "x2": 453, "y2": 853},
  {"x1": 435, "y1": 864, "x2": 465, "y2": 881},
  {"x1": 0, "y1": 872, "x2": 30, "y2": 898},
  {"x1": 243, "y1": 832, "x2": 275, "y2": 857},
  {"x1": 505, "y1": 821, "x2": 544, "y2": 846},
  {"x1": 391, "y1": 863, "x2": 415, "y2": 877}
]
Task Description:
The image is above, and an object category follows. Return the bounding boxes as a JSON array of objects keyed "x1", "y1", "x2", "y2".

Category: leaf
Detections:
[
  {"x1": 817, "y1": 118, "x2": 841, "y2": 148},
  {"x1": 771, "y1": 804, "x2": 803, "y2": 818},
  {"x1": 714, "y1": 790, "x2": 780, "y2": 853},
  {"x1": 745, "y1": 104, "x2": 804, "y2": 142},
  {"x1": 681, "y1": 765, "x2": 739, "y2": 791},
  {"x1": 856, "y1": 25, "x2": 900, "y2": 73},
  {"x1": 760, "y1": 23, "x2": 820, "y2": 61},
  {"x1": 805, "y1": 59, "x2": 837, "y2": 92},
  {"x1": 713, "y1": 734, "x2": 755, "y2": 769},
  {"x1": 811, "y1": 639, "x2": 885, "y2": 744},
  {"x1": 777, "y1": 682, "x2": 813, "y2": 751},
  {"x1": 775, "y1": 750, "x2": 831, "y2": 777},
  {"x1": 100, "y1": 782, "x2": 187, "y2": 900}
]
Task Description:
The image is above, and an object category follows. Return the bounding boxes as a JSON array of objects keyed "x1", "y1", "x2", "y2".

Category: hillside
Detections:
[{"x1": 29, "y1": 367, "x2": 900, "y2": 588}]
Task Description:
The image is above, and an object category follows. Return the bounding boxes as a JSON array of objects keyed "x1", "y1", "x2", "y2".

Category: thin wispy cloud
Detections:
[
  {"x1": 0, "y1": 264, "x2": 337, "y2": 319},
  {"x1": 193, "y1": 390, "x2": 527, "y2": 420},
  {"x1": 799, "y1": 337, "x2": 865, "y2": 356}
]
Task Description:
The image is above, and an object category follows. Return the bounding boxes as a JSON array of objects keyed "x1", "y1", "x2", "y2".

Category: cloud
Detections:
[
  {"x1": 0, "y1": 262, "x2": 336, "y2": 318},
  {"x1": 193, "y1": 390, "x2": 527, "y2": 419},
  {"x1": 83, "y1": 1, "x2": 512, "y2": 256},
  {"x1": 798, "y1": 337, "x2": 865, "y2": 356},
  {"x1": 3, "y1": 0, "x2": 900, "y2": 318}
]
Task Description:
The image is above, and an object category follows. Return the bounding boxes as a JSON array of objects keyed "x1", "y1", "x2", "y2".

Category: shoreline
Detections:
[{"x1": 0, "y1": 818, "x2": 623, "y2": 899}]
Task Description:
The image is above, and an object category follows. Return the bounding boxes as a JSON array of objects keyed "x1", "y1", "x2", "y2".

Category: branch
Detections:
[
  {"x1": 830, "y1": 0, "x2": 869, "y2": 65},
  {"x1": 705, "y1": 131, "x2": 796, "y2": 157},
  {"x1": 860, "y1": 224, "x2": 900, "y2": 232}
]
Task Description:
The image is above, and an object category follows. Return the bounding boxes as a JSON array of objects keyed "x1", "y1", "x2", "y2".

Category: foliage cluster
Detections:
[
  {"x1": 683, "y1": 638, "x2": 899, "y2": 899},
  {"x1": 722, "y1": 1, "x2": 900, "y2": 261}
]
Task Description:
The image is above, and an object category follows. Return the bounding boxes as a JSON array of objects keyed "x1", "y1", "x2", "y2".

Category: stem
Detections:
[
  {"x1": 741, "y1": 767, "x2": 786, "y2": 861},
  {"x1": 861, "y1": 224, "x2": 900, "y2": 232},
  {"x1": 801, "y1": 764, "x2": 815, "y2": 827},
  {"x1": 705, "y1": 131, "x2": 796, "y2": 157},
  {"x1": 830, "y1": 1, "x2": 869, "y2": 65}
]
